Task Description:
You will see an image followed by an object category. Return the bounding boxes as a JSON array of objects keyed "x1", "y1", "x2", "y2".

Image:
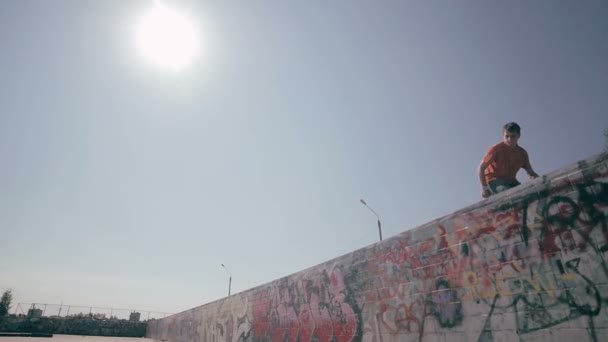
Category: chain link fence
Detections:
[{"x1": 11, "y1": 303, "x2": 172, "y2": 322}]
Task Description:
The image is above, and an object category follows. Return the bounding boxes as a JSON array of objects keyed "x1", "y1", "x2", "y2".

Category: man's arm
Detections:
[
  {"x1": 523, "y1": 151, "x2": 539, "y2": 179},
  {"x1": 524, "y1": 166, "x2": 539, "y2": 179},
  {"x1": 479, "y1": 145, "x2": 497, "y2": 198},
  {"x1": 478, "y1": 161, "x2": 489, "y2": 188},
  {"x1": 478, "y1": 160, "x2": 492, "y2": 198}
]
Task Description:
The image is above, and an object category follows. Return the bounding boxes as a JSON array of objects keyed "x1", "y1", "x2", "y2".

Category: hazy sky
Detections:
[{"x1": 1, "y1": 0, "x2": 607, "y2": 314}]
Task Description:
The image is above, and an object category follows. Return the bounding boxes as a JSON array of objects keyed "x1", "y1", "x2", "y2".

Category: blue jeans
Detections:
[{"x1": 489, "y1": 179, "x2": 518, "y2": 194}]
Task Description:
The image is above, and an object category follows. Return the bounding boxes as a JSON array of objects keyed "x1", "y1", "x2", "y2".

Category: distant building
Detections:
[
  {"x1": 129, "y1": 311, "x2": 141, "y2": 322},
  {"x1": 27, "y1": 308, "x2": 43, "y2": 318},
  {"x1": 92, "y1": 313, "x2": 107, "y2": 320}
]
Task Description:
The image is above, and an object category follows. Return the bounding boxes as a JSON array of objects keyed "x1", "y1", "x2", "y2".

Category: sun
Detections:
[{"x1": 135, "y1": 1, "x2": 199, "y2": 71}]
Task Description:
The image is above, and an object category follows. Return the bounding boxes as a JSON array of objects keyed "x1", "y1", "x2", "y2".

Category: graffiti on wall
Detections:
[
  {"x1": 147, "y1": 296, "x2": 252, "y2": 342},
  {"x1": 335, "y1": 163, "x2": 608, "y2": 341},
  {"x1": 251, "y1": 267, "x2": 359, "y2": 342}
]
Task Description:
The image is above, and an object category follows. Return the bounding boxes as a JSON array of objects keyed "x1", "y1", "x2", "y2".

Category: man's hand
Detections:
[
  {"x1": 482, "y1": 188, "x2": 492, "y2": 198},
  {"x1": 525, "y1": 167, "x2": 539, "y2": 180}
]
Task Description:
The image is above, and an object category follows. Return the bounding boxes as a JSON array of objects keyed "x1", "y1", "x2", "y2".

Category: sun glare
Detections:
[{"x1": 136, "y1": 1, "x2": 199, "y2": 71}]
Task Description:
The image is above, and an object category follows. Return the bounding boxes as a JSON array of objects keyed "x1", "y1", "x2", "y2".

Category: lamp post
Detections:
[
  {"x1": 221, "y1": 264, "x2": 232, "y2": 296},
  {"x1": 360, "y1": 199, "x2": 383, "y2": 241}
]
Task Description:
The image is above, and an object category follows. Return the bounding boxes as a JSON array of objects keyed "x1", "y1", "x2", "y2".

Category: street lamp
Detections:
[
  {"x1": 360, "y1": 199, "x2": 383, "y2": 241},
  {"x1": 220, "y1": 264, "x2": 232, "y2": 296}
]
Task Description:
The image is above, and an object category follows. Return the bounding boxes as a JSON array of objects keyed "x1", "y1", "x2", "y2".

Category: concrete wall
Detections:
[{"x1": 147, "y1": 153, "x2": 608, "y2": 342}]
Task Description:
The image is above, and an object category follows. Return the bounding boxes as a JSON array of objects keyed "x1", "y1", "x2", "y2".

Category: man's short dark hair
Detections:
[{"x1": 503, "y1": 122, "x2": 521, "y2": 135}]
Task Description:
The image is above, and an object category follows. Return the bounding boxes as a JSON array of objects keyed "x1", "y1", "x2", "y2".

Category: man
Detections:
[{"x1": 478, "y1": 122, "x2": 539, "y2": 198}]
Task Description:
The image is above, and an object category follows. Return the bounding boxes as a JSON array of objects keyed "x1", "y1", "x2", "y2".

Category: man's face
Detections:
[{"x1": 503, "y1": 130, "x2": 520, "y2": 147}]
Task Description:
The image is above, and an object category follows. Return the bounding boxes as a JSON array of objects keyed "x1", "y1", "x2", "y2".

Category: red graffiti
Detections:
[
  {"x1": 252, "y1": 289, "x2": 270, "y2": 338},
  {"x1": 251, "y1": 268, "x2": 358, "y2": 342},
  {"x1": 380, "y1": 301, "x2": 422, "y2": 334}
]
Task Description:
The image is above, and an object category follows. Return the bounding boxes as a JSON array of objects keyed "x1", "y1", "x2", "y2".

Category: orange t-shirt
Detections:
[{"x1": 483, "y1": 142, "x2": 531, "y2": 185}]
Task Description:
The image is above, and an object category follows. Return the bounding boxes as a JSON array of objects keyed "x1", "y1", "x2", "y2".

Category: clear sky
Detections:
[{"x1": 1, "y1": 0, "x2": 607, "y2": 314}]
